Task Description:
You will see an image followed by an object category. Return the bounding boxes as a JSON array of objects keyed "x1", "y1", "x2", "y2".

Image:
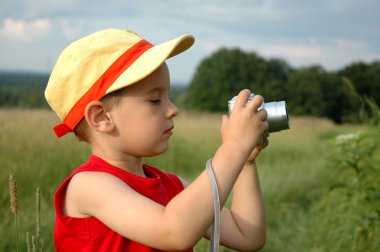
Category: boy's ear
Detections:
[{"x1": 84, "y1": 101, "x2": 114, "y2": 133}]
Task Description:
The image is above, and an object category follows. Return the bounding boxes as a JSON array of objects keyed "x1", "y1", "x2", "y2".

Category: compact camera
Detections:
[{"x1": 228, "y1": 93, "x2": 289, "y2": 143}]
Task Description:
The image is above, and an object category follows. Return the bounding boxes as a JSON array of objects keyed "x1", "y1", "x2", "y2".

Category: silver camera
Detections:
[{"x1": 228, "y1": 93, "x2": 289, "y2": 142}]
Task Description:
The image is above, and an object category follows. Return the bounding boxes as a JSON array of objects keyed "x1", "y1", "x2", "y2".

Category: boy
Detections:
[{"x1": 45, "y1": 28, "x2": 268, "y2": 251}]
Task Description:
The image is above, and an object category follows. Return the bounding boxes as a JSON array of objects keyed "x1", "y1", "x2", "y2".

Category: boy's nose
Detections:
[{"x1": 167, "y1": 101, "x2": 179, "y2": 118}]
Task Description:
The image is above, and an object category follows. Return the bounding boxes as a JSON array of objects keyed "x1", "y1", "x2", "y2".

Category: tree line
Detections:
[
  {"x1": 1, "y1": 49, "x2": 379, "y2": 123},
  {"x1": 0, "y1": 71, "x2": 49, "y2": 108},
  {"x1": 184, "y1": 48, "x2": 380, "y2": 123},
  {"x1": 0, "y1": 71, "x2": 188, "y2": 109}
]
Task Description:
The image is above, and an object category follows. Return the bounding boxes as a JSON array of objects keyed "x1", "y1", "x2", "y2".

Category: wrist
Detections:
[
  {"x1": 215, "y1": 142, "x2": 249, "y2": 168},
  {"x1": 220, "y1": 141, "x2": 252, "y2": 161}
]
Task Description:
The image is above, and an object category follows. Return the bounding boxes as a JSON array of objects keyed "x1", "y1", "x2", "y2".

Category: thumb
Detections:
[{"x1": 221, "y1": 115, "x2": 229, "y2": 130}]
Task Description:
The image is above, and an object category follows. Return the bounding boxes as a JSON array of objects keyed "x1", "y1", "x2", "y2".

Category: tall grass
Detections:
[
  {"x1": 1, "y1": 109, "x2": 90, "y2": 251},
  {"x1": 8, "y1": 169, "x2": 19, "y2": 252},
  {"x1": 1, "y1": 108, "x2": 373, "y2": 251}
]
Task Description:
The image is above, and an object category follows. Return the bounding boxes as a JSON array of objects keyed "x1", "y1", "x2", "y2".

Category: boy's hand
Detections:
[
  {"x1": 221, "y1": 89, "x2": 268, "y2": 158},
  {"x1": 246, "y1": 137, "x2": 268, "y2": 165}
]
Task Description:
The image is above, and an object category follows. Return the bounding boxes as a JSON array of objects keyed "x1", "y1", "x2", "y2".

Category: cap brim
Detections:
[{"x1": 106, "y1": 34, "x2": 194, "y2": 94}]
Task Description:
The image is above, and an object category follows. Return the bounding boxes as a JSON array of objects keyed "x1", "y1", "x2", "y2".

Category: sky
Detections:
[{"x1": 0, "y1": 0, "x2": 379, "y2": 84}]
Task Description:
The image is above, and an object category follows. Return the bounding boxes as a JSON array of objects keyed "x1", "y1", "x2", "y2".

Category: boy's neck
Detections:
[
  {"x1": 89, "y1": 135, "x2": 146, "y2": 177},
  {"x1": 91, "y1": 149, "x2": 145, "y2": 177}
]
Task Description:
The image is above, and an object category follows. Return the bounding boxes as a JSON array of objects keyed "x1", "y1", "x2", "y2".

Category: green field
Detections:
[{"x1": 1, "y1": 109, "x2": 378, "y2": 251}]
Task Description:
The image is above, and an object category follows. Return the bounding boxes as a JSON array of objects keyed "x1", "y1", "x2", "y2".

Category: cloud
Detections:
[
  {"x1": 260, "y1": 43, "x2": 326, "y2": 61},
  {"x1": 331, "y1": 38, "x2": 368, "y2": 50},
  {"x1": 58, "y1": 18, "x2": 85, "y2": 38},
  {"x1": 1, "y1": 17, "x2": 51, "y2": 41},
  {"x1": 173, "y1": 0, "x2": 285, "y2": 21},
  {"x1": 0, "y1": 0, "x2": 379, "y2": 81},
  {"x1": 256, "y1": 37, "x2": 379, "y2": 70}
]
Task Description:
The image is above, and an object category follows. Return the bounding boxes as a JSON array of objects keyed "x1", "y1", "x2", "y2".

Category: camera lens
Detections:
[{"x1": 261, "y1": 101, "x2": 289, "y2": 133}]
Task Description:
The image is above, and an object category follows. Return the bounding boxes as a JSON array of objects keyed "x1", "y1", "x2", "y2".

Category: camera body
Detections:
[{"x1": 228, "y1": 93, "x2": 289, "y2": 143}]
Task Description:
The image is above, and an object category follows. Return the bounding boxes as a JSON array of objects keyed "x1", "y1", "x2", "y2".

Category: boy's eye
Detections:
[{"x1": 150, "y1": 99, "x2": 161, "y2": 105}]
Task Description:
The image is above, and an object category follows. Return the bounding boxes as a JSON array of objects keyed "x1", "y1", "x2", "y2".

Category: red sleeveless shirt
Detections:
[{"x1": 54, "y1": 155, "x2": 193, "y2": 252}]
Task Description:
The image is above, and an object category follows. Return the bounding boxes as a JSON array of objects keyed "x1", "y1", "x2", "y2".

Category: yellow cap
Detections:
[{"x1": 45, "y1": 29, "x2": 194, "y2": 137}]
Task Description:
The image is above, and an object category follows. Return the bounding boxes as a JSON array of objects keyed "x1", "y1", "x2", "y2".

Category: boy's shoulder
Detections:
[{"x1": 62, "y1": 170, "x2": 119, "y2": 217}]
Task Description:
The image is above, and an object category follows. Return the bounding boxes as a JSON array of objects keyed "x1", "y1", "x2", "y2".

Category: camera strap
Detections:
[{"x1": 206, "y1": 159, "x2": 221, "y2": 252}]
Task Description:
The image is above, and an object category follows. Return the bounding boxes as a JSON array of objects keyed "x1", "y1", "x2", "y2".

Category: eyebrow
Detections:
[{"x1": 144, "y1": 86, "x2": 169, "y2": 94}]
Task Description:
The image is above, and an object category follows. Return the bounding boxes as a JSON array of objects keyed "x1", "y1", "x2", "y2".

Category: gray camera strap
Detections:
[{"x1": 206, "y1": 159, "x2": 220, "y2": 252}]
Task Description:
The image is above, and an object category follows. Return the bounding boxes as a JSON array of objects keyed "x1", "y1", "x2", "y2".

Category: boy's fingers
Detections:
[
  {"x1": 255, "y1": 138, "x2": 269, "y2": 152},
  {"x1": 247, "y1": 95, "x2": 264, "y2": 112},
  {"x1": 233, "y1": 89, "x2": 251, "y2": 111},
  {"x1": 259, "y1": 138, "x2": 269, "y2": 148},
  {"x1": 221, "y1": 115, "x2": 228, "y2": 129},
  {"x1": 257, "y1": 109, "x2": 267, "y2": 121}
]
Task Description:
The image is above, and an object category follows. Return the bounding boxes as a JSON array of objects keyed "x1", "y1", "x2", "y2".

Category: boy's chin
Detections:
[{"x1": 144, "y1": 144, "x2": 170, "y2": 157}]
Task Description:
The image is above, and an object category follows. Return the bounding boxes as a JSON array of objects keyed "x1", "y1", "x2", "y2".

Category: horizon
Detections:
[{"x1": 1, "y1": 55, "x2": 379, "y2": 87}]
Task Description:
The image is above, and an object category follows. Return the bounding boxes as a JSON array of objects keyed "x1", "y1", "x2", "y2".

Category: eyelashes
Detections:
[{"x1": 150, "y1": 99, "x2": 162, "y2": 105}]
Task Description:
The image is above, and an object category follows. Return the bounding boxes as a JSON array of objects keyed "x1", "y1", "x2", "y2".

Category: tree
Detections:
[
  {"x1": 286, "y1": 65, "x2": 326, "y2": 116},
  {"x1": 285, "y1": 66, "x2": 360, "y2": 123},
  {"x1": 185, "y1": 48, "x2": 291, "y2": 111},
  {"x1": 0, "y1": 71, "x2": 49, "y2": 108},
  {"x1": 185, "y1": 48, "x2": 263, "y2": 111},
  {"x1": 319, "y1": 73, "x2": 359, "y2": 123},
  {"x1": 339, "y1": 61, "x2": 380, "y2": 104},
  {"x1": 261, "y1": 58, "x2": 292, "y2": 101}
]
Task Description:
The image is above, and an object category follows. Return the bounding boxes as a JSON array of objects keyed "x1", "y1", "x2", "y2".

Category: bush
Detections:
[{"x1": 311, "y1": 127, "x2": 380, "y2": 251}]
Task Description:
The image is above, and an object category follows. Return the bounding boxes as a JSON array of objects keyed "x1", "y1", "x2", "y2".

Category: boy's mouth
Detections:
[{"x1": 164, "y1": 126, "x2": 174, "y2": 135}]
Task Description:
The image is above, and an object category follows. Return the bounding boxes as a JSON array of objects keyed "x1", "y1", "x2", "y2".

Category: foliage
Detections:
[
  {"x1": 184, "y1": 48, "x2": 380, "y2": 124},
  {"x1": 343, "y1": 77, "x2": 380, "y2": 125},
  {"x1": 309, "y1": 89, "x2": 380, "y2": 251},
  {"x1": 311, "y1": 128, "x2": 380, "y2": 251},
  {"x1": 286, "y1": 66, "x2": 360, "y2": 123},
  {"x1": 338, "y1": 61, "x2": 380, "y2": 103},
  {"x1": 0, "y1": 71, "x2": 49, "y2": 108},
  {"x1": 185, "y1": 48, "x2": 291, "y2": 111}
]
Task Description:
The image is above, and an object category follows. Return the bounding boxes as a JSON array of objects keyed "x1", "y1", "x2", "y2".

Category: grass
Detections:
[{"x1": 0, "y1": 109, "x2": 363, "y2": 251}]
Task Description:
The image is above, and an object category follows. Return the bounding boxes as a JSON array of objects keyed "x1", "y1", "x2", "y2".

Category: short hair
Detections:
[{"x1": 74, "y1": 88, "x2": 126, "y2": 142}]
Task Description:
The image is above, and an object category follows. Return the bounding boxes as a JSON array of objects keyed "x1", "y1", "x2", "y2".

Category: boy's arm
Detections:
[
  {"x1": 230, "y1": 160, "x2": 266, "y2": 249},
  {"x1": 203, "y1": 140, "x2": 267, "y2": 251},
  {"x1": 66, "y1": 90, "x2": 268, "y2": 251},
  {"x1": 222, "y1": 161, "x2": 266, "y2": 250},
  {"x1": 68, "y1": 143, "x2": 253, "y2": 251}
]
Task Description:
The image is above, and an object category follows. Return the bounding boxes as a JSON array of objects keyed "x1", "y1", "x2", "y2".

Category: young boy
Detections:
[{"x1": 45, "y1": 28, "x2": 268, "y2": 251}]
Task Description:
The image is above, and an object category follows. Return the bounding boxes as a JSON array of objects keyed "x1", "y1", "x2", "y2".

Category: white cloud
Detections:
[
  {"x1": 0, "y1": 0, "x2": 379, "y2": 80},
  {"x1": 326, "y1": 0, "x2": 379, "y2": 12},
  {"x1": 331, "y1": 38, "x2": 368, "y2": 50},
  {"x1": 255, "y1": 37, "x2": 379, "y2": 70},
  {"x1": 59, "y1": 18, "x2": 85, "y2": 39},
  {"x1": 1, "y1": 17, "x2": 51, "y2": 41},
  {"x1": 188, "y1": 0, "x2": 284, "y2": 21},
  {"x1": 260, "y1": 44, "x2": 326, "y2": 61}
]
